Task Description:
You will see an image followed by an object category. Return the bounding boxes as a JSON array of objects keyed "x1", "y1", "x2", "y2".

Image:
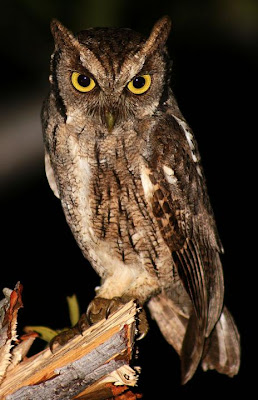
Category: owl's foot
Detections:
[
  {"x1": 87, "y1": 296, "x2": 149, "y2": 339},
  {"x1": 86, "y1": 296, "x2": 128, "y2": 325},
  {"x1": 50, "y1": 297, "x2": 149, "y2": 351},
  {"x1": 49, "y1": 313, "x2": 90, "y2": 352}
]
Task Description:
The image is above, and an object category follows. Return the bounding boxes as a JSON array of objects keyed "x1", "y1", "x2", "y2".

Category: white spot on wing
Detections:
[
  {"x1": 141, "y1": 166, "x2": 155, "y2": 202},
  {"x1": 173, "y1": 115, "x2": 203, "y2": 177},
  {"x1": 196, "y1": 165, "x2": 202, "y2": 177},
  {"x1": 66, "y1": 115, "x2": 73, "y2": 124},
  {"x1": 163, "y1": 165, "x2": 177, "y2": 185}
]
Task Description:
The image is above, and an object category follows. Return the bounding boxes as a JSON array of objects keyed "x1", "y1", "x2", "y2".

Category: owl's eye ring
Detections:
[
  {"x1": 71, "y1": 72, "x2": 96, "y2": 92},
  {"x1": 127, "y1": 74, "x2": 151, "y2": 94}
]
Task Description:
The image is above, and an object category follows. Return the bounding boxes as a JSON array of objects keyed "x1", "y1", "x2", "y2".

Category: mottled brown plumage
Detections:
[{"x1": 41, "y1": 16, "x2": 240, "y2": 383}]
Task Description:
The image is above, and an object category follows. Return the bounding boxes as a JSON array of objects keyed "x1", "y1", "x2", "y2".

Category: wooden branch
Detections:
[{"x1": 0, "y1": 285, "x2": 142, "y2": 400}]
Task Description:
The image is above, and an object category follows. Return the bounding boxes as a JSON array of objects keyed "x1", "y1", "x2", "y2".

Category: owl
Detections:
[{"x1": 41, "y1": 16, "x2": 240, "y2": 383}]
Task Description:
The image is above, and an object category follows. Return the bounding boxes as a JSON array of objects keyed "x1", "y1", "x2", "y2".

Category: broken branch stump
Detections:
[{"x1": 0, "y1": 284, "x2": 141, "y2": 399}]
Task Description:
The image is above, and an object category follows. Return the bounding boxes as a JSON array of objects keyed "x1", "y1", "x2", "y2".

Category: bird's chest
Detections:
[
  {"x1": 58, "y1": 148, "x2": 168, "y2": 278},
  {"x1": 87, "y1": 161, "x2": 160, "y2": 266}
]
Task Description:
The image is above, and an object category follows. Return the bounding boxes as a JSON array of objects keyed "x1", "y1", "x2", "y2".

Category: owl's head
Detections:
[{"x1": 49, "y1": 17, "x2": 171, "y2": 133}]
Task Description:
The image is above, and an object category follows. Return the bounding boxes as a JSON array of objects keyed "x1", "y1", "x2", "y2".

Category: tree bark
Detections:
[{"x1": 0, "y1": 285, "x2": 141, "y2": 400}]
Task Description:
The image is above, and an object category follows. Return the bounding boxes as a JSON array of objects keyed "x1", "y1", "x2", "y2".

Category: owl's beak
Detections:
[{"x1": 105, "y1": 111, "x2": 116, "y2": 132}]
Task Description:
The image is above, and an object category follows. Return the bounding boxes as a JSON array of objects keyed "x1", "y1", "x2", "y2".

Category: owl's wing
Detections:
[{"x1": 143, "y1": 113, "x2": 224, "y2": 383}]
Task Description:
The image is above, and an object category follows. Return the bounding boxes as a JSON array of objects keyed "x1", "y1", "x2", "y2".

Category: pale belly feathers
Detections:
[{"x1": 59, "y1": 154, "x2": 174, "y2": 303}]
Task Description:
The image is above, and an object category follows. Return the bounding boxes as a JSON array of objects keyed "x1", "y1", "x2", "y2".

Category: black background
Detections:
[{"x1": 1, "y1": 0, "x2": 256, "y2": 397}]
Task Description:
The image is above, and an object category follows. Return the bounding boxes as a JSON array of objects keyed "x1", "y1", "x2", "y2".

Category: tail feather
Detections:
[
  {"x1": 180, "y1": 313, "x2": 205, "y2": 384},
  {"x1": 202, "y1": 306, "x2": 240, "y2": 376},
  {"x1": 148, "y1": 293, "x2": 205, "y2": 384},
  {"x1": 148, "y1": 293, "x2": 240, "y2": 383},
  {"x1": 148, "y1": 293, "x2": 187, "y2": 355}
]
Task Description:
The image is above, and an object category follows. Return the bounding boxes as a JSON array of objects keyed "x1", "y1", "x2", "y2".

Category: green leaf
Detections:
[
  {"x1": 66, "y1": 294, "x2": 80, "y2": 327},
  {"x1": 25, "y1": 326, "x2": 58, "y2": 343}
]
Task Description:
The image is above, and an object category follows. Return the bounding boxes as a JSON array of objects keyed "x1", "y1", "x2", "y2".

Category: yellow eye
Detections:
[
  {"x1": 71, "y1": 72, "x2": 96, "y2": 92},
  {"x1": 127, "y1": 74, "x2": 151, "y2": 94}
]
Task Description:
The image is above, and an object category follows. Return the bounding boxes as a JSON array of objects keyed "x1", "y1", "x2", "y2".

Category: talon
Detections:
[
  {"x1": 49, "y1": 326, "x2": 79, "y2": 352},
  {"x1": 49, "y1": 329, "x2": 75, "y2": 353},
  {"x1": 136, "y1": 308, "x2": 149, "y2": 340},
  {"x1": 86, "y1": 302, "x2": 93, "y2": 323},
  {"x1": 105, "y1": 297, "x2": 120, "y2": 319},
  {"x1": 86, "y1": 296, "x2": 129, "y2": 325},
  {"x1": 105, "y1": 303, "x2": 111, "y2": 319},
  {"x1": 77, "y1": 313, "x2": 90, "y2": 333},
  {"x1": 49, "y1": 315, "x2": 90, "y2": 352},
  {"x1": 49, "y1": 338, "x2": 57, "y2": 353}
]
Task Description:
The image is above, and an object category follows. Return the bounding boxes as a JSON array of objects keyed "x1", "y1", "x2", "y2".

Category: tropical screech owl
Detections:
[{"x1": 41, "y1": 16, "x2": 240, "y2": 383}]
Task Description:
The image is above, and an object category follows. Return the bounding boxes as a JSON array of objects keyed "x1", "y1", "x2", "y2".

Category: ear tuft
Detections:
[
  {"x1": 50, "y1": 19, "x2": 78, "y2": 50},
  {"x1": 143, "y1": 16, "x2": 172, "y2": 56}
]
